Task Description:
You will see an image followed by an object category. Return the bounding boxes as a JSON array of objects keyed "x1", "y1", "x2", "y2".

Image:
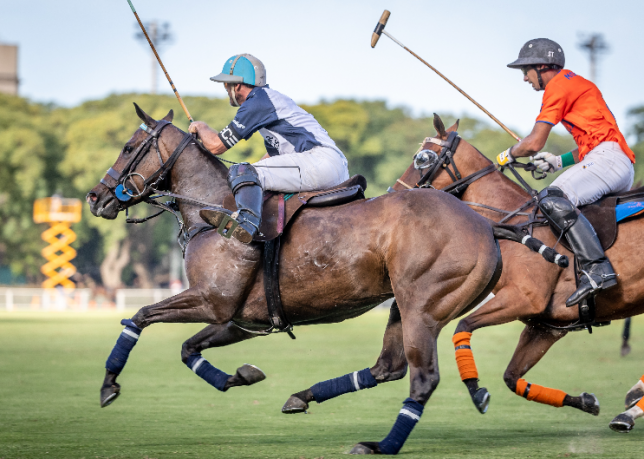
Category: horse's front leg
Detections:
[
  {"x1": 281, "y1": 301, "x2": 407, "y2": 414},
  {"x1": 503, "y1": 323, "x2": 599, "y2": 415},
  {"x1": 181, "y1": 323, "x2": 265, "y2": 392},
  {"x1": 100, "y1": 287, "x2": 234, "y2": 407}
]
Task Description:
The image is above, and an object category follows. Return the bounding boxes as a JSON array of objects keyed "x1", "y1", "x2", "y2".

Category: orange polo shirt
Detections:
[{"x1": 536, "y1": 69, "x2": 635, "y2": 163}]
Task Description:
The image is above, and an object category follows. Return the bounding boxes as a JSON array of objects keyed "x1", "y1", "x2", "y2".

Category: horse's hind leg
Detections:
[
  {"x1": 609, "y1": 376, "x2": 644, "y2": 433},
  {"x1": 351, "y1": 315, "x2": 441, "y2": 455},
  {"x1": 100, "y1": 288, "x2": 229, "y2": 408},
  {"x1": 503, "y1": 323, "x2": 599, "y2": 415},
  {"x1": 181, "y1": 323, "x2": 265, "y2": 392},
  {"x1": 281, "y1": 301, "x2": 407, "y2": 414}
]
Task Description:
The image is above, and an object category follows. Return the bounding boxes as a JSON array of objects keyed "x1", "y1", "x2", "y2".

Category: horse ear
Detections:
[
  {"x1": 133, "y1": 102, "x2": 157, "y2": 127},
  {"x1": 162, "y1": 109, "x2": 174, "y2": 122},
  {"x1": 447, "y1": 119, "x2": 460, "y2": 133},
  {"x1": 433, "y1": 113, "x2": 447, "y2": 138}
]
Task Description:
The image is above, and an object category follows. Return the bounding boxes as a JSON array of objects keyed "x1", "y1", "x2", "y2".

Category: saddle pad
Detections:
[
  {"x1": 616, "y1": 201, "x2": 644, "y2": 222},
  {"x1": 222, "y1": 175, "x2": 366, "y2": 242}
]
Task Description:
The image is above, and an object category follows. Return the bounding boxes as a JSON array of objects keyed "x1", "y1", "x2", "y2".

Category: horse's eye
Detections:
[{"x1": 123, "y1": 145, "x2": 133, "y2": 155}]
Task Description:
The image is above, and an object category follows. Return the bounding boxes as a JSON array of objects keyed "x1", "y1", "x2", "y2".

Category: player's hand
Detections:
[
  {"x1": 188, "y1": 121, "x2": 209, "y2": 135},
  {"x1": 496, "y1": 147, "x2": 515, "y2": 166},
  {"x1": 530, "y1": 152, "x2": 562, "y2": 173}
]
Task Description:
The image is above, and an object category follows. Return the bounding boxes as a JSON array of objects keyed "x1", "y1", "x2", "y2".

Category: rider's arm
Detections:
[
  {"x1": 188, "y1": 122, "x2": 228, "y2": 155},
  {"x1": 508, "y1": 122, "x2": 553, "y2": 158}
]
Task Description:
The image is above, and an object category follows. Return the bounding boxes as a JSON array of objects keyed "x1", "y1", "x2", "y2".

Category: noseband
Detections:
[{"x1": 99, "y1": 120, "x2": 194, "y2": 209}]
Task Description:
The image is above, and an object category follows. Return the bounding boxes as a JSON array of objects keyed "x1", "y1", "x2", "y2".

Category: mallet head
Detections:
[{"x1": 371, "y1": 10, "x2": 391, "y2": 48}]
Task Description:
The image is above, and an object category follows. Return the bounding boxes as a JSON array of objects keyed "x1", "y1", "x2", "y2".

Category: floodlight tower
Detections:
[
  {"x1": 33, "y1": 196, "x2": 82, "y2": 289},
  {"x1": 135, "y1": 21, "x2": 173, "y2": 94},
  {"x1": 578, "y1": 33, "x2": 609, "y2": 83}
]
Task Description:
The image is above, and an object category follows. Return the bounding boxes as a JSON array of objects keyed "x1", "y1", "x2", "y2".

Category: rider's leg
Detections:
[
  {"x1": 200, "y1": 163, "x2": 263, "y2": 243},
  {"x1": 538, "y1": 186, "x2": 617, "y2": 306}
]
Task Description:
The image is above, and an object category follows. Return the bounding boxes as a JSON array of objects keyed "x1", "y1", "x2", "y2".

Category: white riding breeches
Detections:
[
  {"x1": 253, "y1": 146, "x2": 350, "y2": 193},
  {"x1": 551, "y1": 141, "x2": 634, "y2": 207}
]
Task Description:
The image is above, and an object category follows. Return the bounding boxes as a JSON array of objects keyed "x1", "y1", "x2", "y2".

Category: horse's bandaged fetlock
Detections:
[
  {"x1": 185, "y1": 352, "x2": 231, "y2": 392},
  {"x1": 515, "y1": 378, "x2": 566, "y2": 407},
  {"x1": 310, "y1": 368, "x2": 377, "y2": 403},
  {"x1": 452, "y1": 332, "x2": 478, "y2": 381},
  {"x1": 378, "y1": 398, "x2": 424, "y2": 455},
  {"x1": 105, "y1": 319, "x2": 143, "y2": 374}
]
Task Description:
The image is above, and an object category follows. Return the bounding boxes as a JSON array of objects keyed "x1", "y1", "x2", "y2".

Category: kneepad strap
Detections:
[{"x1": 228, "y1": 163, "x2": 261, "y2": 193}]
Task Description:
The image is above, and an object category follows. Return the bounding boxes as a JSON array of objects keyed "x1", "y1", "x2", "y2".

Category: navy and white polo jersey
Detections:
[{"x1": 218, "y1": 86, "x2": 339, "y2": 156}]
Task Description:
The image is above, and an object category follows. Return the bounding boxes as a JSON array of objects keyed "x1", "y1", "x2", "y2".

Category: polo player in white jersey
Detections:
[{"x1": 189, "y1": 54, "x2": 350, "y2": 243}]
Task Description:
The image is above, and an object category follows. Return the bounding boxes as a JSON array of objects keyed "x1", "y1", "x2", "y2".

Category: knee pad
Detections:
[
  {"x1": 227, "y1": 162, "x2": 261, "y2": 193},
  {"x1": 538, "y1": 187, "x2": 578, "y2": 228}
]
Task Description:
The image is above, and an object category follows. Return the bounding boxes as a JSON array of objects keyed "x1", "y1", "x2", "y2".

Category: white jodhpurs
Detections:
[
  {"x1": 551, "y1": 142, "x2": 635, "y2": 207},
  {"x1": 253, "y1": 146, "x2": 350, "y2": 193}
]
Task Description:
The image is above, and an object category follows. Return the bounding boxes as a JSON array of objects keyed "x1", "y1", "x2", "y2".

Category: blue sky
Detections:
[{"x1": 1, "y1": 0, "x2": 643, "y2": 138}]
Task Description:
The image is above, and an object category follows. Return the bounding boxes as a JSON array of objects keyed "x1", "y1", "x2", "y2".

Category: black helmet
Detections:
[{"x1": 507, "y1": 38, "x2": 565, "y2": 69}]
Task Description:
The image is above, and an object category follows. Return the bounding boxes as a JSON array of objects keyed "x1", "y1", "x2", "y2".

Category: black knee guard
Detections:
[
  {"x1": 538, "y1": 186, "x2": 579, "y2": 231},
  {"x1": 228, "y1": 163, "x2": 261, "y2": 193}
]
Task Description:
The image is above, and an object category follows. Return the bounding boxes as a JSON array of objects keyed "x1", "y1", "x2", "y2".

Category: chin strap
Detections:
[
  {"x1": 531, "y1": 65, "x2": 545, "y2": 91},
  {"x1": 228, "y1": 86, "x2": 240, "y2": 107}
]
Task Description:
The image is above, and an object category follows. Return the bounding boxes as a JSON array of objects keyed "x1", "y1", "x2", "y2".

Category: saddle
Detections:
[
  {"x1": 556, "y1": 186, "x2": 644, "y2": 252},
  {"x1": 222, "y1": 174, "x2": 367, "y2": 242}
]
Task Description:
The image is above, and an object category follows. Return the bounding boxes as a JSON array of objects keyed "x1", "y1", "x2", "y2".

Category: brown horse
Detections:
[
  {"x1": 87, "y1": 105, "x2": 518, "y2": 454},
  {"x1": 285, "y1": 113, "x2": 644, "y2": 423}
]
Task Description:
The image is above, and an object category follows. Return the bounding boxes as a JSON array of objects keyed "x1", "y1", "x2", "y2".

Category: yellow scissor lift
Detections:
[{"x1": 33, "y1": 197, "x2": 82, "y2": 290}]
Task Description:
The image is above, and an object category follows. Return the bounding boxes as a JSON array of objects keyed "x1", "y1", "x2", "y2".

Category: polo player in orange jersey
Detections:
[{"x1": 496, "y1": 38, "x2": 635, "y2": 307}]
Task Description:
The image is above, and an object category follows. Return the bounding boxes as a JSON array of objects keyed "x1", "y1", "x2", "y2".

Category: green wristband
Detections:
[{"x1": 561, "y1": 151, "x2": 575, "y2": 168}]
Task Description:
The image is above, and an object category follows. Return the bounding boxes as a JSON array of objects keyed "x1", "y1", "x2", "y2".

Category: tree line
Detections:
[{"x1": 1, "y1": 92, "x2": 642, "y2": 289}]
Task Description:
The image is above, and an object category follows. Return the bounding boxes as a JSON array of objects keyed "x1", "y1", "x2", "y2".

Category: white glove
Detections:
[
  {"x1": 496, "y1": 147, "x2": 515, "y2": 166},
  {"x1": 530, "y1": 152, "x2": 562, "y2": 173}
]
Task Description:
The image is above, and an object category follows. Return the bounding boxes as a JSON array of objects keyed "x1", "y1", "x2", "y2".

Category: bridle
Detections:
[
  {"x1": 99, "y1": 120, "x2": 193, "y2": 208},
  {"x1": 395, "y1": 130, "x2": 549, "y2": 230},
  {"x1": 95, "y1": 120, "x2": 224, "y2": 253}
]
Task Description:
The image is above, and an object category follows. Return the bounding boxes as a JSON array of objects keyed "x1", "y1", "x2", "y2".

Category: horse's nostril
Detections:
[{"x1": 86, "y1": 193, "x2": 98, "y2": 203}]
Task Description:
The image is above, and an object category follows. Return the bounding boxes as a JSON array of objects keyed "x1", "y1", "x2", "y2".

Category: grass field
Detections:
[{"x1": 0, "y1": 310, "x2": 643, "y2": 459}]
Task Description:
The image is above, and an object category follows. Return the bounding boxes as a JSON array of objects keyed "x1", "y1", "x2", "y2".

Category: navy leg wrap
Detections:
[
  {"x1": 379, "y1": 398, "x2": 424, "y2": 455},
  {"x1": 310, "y1": 368, "x2": 377, "y2": 403},
  {"x1": 105, "y1": 319, "x2": 142, "y2": 375},
  {"x1": 185, "y1": 352, "x2": 231, "y2": 392}
]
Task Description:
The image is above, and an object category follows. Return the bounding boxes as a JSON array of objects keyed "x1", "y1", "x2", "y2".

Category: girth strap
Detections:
[{"x1": 263, "y1": 236, "x2": 296, "y2": 339}]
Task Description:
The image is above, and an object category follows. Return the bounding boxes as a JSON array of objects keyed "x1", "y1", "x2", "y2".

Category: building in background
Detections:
[{"x1": 0, "y1": 44, "x2": 19, "y2": 95}]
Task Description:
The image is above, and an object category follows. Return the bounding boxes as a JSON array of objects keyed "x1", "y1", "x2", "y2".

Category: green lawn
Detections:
[{"x1": 0, "y1": 309, "x2": 642, "y2": 459}]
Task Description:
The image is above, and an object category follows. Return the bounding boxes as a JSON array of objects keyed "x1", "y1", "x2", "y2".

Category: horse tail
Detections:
[{"x1": 491, "y1": 223, "x2": 569, "y2": 268}]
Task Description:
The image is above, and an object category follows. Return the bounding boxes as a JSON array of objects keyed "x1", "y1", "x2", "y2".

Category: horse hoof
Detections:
[
  {"x1": 625, "y1": 391, "x2": 644, "y2": 410},
  {"x1": 580, "y1": 392, "x2": 600, "y2": 416},
  {"x1": 473, "y1": 387, "x2": 490, "y2": 414},
  {"x1": 620, "y1": 343, "x2": 631, "y2": 357},
  {"x1": 100, "y1": 383, "x2": 121, "y2": 408},
  {"x1": 609, "y1": 413, "x2": 634, "y2": 433},
  {"x1": 350, "y1": 442, "x2": 381, "y2": 454},
  {"x1": 281, "y1": 395, "x2": 309, "y2": 414},
  {"x1": 236, "y1": 364, "x2": 266, "y2": 386}
]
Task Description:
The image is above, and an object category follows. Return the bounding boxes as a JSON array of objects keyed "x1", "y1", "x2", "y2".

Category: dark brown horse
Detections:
[
  {"x1": 87, "y1": 105, "x2": 518, "y2": 454},
  {"x1": 285, "y1": 114, "x2": 644, "y2": 423}
]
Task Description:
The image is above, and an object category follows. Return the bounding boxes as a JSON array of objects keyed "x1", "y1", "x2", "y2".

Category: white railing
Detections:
[{"x1": 0, "y1": 287, "x2": 184, "y2": 312}]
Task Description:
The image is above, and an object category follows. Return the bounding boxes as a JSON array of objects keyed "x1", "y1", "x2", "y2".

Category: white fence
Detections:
[{"x1": 0, "y1": 287, "x2": 184, "y2": 312}]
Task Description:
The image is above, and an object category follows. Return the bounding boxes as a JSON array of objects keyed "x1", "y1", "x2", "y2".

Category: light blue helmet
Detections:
[{"x1": 210, "y1": 54, "x2": 267, "y2": 87}]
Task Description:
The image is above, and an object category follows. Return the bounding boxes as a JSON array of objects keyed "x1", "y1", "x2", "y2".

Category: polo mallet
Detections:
[
  {"x1": 127, "y1": 0, "x2": 194, "y2": 123},
  {"x1": 371, "y1": 10, "x2": 521, "y2": 142}
]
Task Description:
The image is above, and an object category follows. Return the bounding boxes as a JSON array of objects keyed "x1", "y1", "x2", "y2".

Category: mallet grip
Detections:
[{"x1": 371, "y1": 10, "x2": 391, "y2": 48}]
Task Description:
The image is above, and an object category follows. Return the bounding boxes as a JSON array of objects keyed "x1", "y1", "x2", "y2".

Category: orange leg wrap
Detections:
[
  {"x1": 452, "y1": 331, "x2": 478, "y2": 381},
  {"x1": 515, "y1": 378, "x2": 566, "y2": 407}
]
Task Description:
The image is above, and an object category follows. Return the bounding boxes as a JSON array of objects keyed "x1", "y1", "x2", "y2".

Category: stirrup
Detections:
[{"x1": 217, "y1": 212, "x2": 240, "y2": 239}]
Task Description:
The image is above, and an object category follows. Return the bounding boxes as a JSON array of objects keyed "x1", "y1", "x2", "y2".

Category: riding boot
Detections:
[
  {"x1": 199, "y1": 163, "x2": 263, "y2": 244},
  {"x1": 538, "y1": 187, "x2": 617, "y2": 307}
]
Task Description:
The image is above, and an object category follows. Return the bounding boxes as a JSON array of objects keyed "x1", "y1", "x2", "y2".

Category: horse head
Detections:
[
  {"x1": 86, "y1": 103, "x2": 179, "y2": 219},
  {"x1": 393, "y1": 113, "x2": 492, "y2": 192}
]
